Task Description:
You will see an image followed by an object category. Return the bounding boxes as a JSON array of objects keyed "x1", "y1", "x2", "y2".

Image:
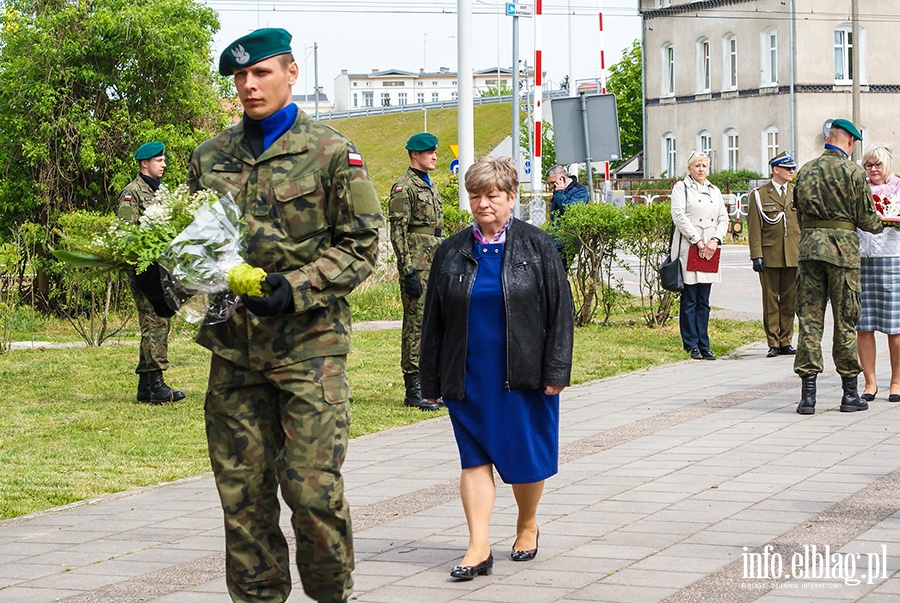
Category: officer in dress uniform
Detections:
[
  {"x1": 389, "y1": 132, "x2": 444, "y2": 411},
  {"x1": 748, "y1": 151, "x2": 800, "y2": 358},
  {"x1": 117, "y1": 141, "x2": 185, "y2": 404},
  {"x1": 793, "y1": 119, "x2": 883, "y2": 415}
]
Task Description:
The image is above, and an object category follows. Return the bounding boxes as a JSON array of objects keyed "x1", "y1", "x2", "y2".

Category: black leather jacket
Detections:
[{"x1": 420, "y1": 218, "x2": 574, "y2": 400}]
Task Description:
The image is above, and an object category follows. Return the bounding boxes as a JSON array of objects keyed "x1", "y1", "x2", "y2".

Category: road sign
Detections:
[
  {"x1": 506, "y1": 3, "x2": 532, "y2": 17},
  {"x1": 524, "y1": 159, "x2": 531, "y2": 175},
  {"x1": 450, "y1": 159, "x2": 460, "y2": 174},
  {"x1": 449, "y1": 144, "x2": 459, "y2": 159},
  {"x1": 550, "y1": 93, "x2": 622, "y2": 165}
]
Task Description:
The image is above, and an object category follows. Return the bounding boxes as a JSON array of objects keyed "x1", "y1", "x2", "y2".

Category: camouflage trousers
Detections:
[
  {"x1": 794, "y1": 260, "x2": 862, "y2": 378},
  {"x1": 130, "y1": 284, "x2": 170, "y2": 373},
  {"x1": 206, "y1": 354, "x2": 354, "y2": 603},
  {"x1": 400, "y1": 269, "x2": 429, "y2": 375}
]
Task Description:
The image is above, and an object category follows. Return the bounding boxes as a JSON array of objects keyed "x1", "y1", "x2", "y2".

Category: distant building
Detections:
[
  {"x1": 333, "y1": 67, "x2": 536, "y2": 111},
  {"x1": 640, "y1": 0, "x2": 900, "y2": 178},
  {"x1": 292, "y1": 92, "x2": 331, "y2": 117}
]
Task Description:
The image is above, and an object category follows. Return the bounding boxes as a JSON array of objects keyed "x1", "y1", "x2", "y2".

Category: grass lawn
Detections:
[{"x1": 0, "y1": 312, "x2": 763, "y2": 520}]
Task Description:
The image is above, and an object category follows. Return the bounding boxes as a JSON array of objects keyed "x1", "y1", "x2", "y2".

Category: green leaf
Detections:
[{"x1": 50, "y1": 248, "x2": 115, "y2": 269}]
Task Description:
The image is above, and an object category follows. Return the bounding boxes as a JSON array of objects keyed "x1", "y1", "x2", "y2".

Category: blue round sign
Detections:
[
  {"x1": 524, "y1": 159, "x2": 531, "y2": 175},
  {"x1": 450, "y1": 159, "x2": 460, "y2": 174}
]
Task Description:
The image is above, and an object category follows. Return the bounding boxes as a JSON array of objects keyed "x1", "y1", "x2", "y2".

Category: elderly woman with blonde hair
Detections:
[
  {"x1": 858, "y1": 143, "x2": 900, "y2": 402},
  {"x1": 670, "y1": 152, "x2": 729, "y2": 360},
  {"x1": 420, "y1": 156, "x2": 574, "y2": 581}
]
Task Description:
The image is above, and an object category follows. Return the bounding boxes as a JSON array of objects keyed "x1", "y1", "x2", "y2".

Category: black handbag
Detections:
[{"x1": 658, "y1": 228, "x2": 684, "y2": 292}]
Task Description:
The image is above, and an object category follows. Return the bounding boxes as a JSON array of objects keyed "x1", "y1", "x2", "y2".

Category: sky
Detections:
[{"x1": 203, "y1": 0, "x2": 643, "y2": 103}]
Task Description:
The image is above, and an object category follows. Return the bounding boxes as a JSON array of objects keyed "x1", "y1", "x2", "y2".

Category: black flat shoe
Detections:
[
  {"x1": 861, "y1": 387, "x2": 877, "y2": 402},
  {"x1": 450, "y1": 553, "x2": 493, "y2": 580},
  {"x1": 700, "y1": 348, "x2": 716, "y2": 361},
  {"x1": 511, "y1": 529, "x2": 539, "y2": 561},
  {"x1": 767, "y1": 347, "x2": 780, "y2": 358},
  {"x1": 689, "y1": 348, "x2": 703, "y2": 360},
  {"x1": 889, "y1": 394, "x2": 900, "y2": 403},
  {"x1": 779, "y1": 345, "x2": 796, "y2": 355}
]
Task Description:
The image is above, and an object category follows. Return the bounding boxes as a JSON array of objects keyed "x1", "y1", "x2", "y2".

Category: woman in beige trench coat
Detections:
[{"x1": 670, "y1": 152, "x2": 729, "y2": 360}]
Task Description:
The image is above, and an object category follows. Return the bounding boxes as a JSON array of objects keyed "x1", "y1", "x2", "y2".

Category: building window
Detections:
[
  {"x1": 697, "y1": 38, "x2": 710, "y2": 92},
  {"x1": 398, "y1": 92, "x2": 407, "y2": 105},
  {"x1": 697, "y1": 130, "x2": 712, "y2": 159},
  {"x1": 451, "y1": 91, "x2": 458, "y2": 100},
  {"x1": 723, "y1": 34, "x2": 737, "y2": 90},
  {"x1": 381, "y1": 92, "x2": 391, "y2": 107},
  {"x1": 763, "y1": 126, "x2": 779, "y2": 162},
  {"x1": 432, "y1": 81, "x2": 438, "y2": 85},
  {"x1": 724, "y1": 129, "x2": 739, "y2": 170},
  {"x1": 417, "y1": 92, "x2": 425, "y2": 104},
  {"x1": 432, "y1": 92, "x2": 439, "y2": 102},
  {"x1": 353, "y1": 93, "x2": 358, "y2": 108},
  {"x1": 834, "y1": 24, "x2": 852, "y2": 82},
  {"x1": 762, "y1": 28, "x2": 777, "y2": 85},
  {"x1": 363, "y1": 92, "x2": 373, "y2": 107},
  {"x1": 352, "y1": 82, "x2": 358, "y2": 87},
  {"x1": 656, "y1": 0, "x2": 671, "y2": 7},
  {"x1": 417, "y1": 81, "x2": 423, "y2": 86},
  {"x1": 661, "y1": 43, "x2": 674, "y2": 96},
  {"x1": 662, "y1": 133, "x2": 676, "y2": 178}
]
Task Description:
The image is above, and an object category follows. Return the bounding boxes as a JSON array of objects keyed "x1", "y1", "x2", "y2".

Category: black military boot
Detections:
[
  {"x1": 839, "y1": 375, "x2": 868, "y2": 412},
  {"x1": 403, "y1": 373, "x2": 440, "y2": 411},
  {"x1": 139, "y1": 371, "x2": 186, "y2": 405},
  {"x1": 797, "y1": 375, "x2": 816, "y2": 415},
  {"x1": 136, "y1": 372, "x2": 150, "y2": 402}
]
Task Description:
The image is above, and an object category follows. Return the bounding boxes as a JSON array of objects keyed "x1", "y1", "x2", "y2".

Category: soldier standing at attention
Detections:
[
  {"x1": 793, "y1": 119, "x2": 883, "y2": 415},
  {"x1": 184, "y1": 28, "x2": 382, "y2": 603},
  {"x1": 389, "y1": 132, "x2": 443, "y2": 411},
  {"x1": 748, "y1": 151, "x2": 800, "y2": 358},
  {"x1": 117, "y1": 141, "x2": 185, "y2": 404}
]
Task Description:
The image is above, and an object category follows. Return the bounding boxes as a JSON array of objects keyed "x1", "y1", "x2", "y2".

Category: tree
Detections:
[
  {"x1": 0, "y1": 0, "x2": 231, "y2": 234},
  {"x1": 607, "y1": 39, "x2": 642, "y2": 167},
  {"x1": 479, "y1": 83, "x2": 514, "y2": 98}
]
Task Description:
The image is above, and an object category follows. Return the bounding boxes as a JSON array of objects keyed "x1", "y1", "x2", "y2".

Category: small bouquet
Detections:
[
  {"x1": 54, "y1": 186, "x2": 267, "y2": 325},
  {"x1": 873, "y1": 193, "x2": 900, "y2": 227}
]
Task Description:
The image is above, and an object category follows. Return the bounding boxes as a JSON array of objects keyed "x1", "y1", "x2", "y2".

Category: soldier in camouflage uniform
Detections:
[
  {"x1": 389, "y1": 132, "x2": 443, "y2": 411},
  {"x1": 187, "y1": 29, "x2": 382, "y2": 603},
  {"x1": 117, "y1": 141, "x2": 185, "y2": 404},
  {"x1": 793, "y1": 119, "x2": 883, "y2": 415}
]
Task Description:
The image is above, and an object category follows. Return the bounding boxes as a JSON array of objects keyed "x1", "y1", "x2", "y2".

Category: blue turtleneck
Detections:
[{"x1": 260, "y1": 103, "x2": 298, "y2": 150}]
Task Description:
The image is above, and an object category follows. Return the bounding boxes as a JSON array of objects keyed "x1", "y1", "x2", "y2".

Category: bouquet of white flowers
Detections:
[{"x1": 54, "y1": 186, "x2": 263, "y2": 325}]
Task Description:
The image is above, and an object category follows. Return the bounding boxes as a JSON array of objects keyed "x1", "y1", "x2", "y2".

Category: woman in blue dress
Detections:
[{"x1": 420, "y1": 156, "x2": 574, "y2": 580}]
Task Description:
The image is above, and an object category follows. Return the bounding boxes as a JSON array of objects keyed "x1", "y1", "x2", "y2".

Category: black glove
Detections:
[
  {"x1": 752, "y1": 258, "x2": 766, "y2": 273},
  {"x1": 403, "y1": 269, "x2": 423, "y2": 298},
  {"x1": 241, "y1": 274, "x2": 295, "y2": 317},
  {"x1": 132, "y1": 262, "x2": 177, "y2": 318}
]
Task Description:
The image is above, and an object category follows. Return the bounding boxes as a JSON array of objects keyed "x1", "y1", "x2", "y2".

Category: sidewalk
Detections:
[{"x1": 2, "y1": 334, "x2": 900, "y2": 602}]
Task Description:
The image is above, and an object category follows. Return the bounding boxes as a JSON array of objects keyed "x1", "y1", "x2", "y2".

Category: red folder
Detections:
[{"x1": 686, "y1": 245, "x2": 721, "y2": 272}]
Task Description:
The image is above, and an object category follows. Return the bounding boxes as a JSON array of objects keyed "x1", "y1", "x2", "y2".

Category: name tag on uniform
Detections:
[
  {"x1": 763, "y1": 202, "x2": 776, "y2": 207},
  {"x1": 212, "y1": 163, "x2": 242, "y2": 173}
]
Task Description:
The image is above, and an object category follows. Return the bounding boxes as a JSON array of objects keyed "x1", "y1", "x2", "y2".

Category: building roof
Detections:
[{"x1": 293, "y1": 93, "x2": 329, "y2": 102}]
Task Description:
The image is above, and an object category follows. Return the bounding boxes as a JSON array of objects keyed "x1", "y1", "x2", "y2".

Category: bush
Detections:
[{"x1": 622, "y1": 202, "x2": 677, "y2": 326}]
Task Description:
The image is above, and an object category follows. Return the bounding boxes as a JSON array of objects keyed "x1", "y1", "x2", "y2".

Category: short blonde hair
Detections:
[
  {"x1": 863, "y1": 144, "x2": 894, "y2": 176},
  {"x1": 687, "y1": 151, "x2": 710, "y2": 169},
  {"x1": 464, "y1": 156, "x2": 519, "y2": 196}
]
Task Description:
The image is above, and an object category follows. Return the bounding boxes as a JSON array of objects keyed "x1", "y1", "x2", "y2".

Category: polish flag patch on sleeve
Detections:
[
  {"x1": 348, "y1": 152, "x2": 363, "y2": 167},
  {"x1": 393, "y1": 186, "x2": 404, "y2": 193}
]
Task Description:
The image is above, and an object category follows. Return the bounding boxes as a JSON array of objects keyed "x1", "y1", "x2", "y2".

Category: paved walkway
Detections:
[{"x1": 3, "y1": 248, "x2": 899, "y2": 602}]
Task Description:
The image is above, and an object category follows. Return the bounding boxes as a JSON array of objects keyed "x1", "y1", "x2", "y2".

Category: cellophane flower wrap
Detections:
[
  {"x1": 157, "y1": 192, "x2": 247, "y2": 325},
  {"x1": 872, "y1": 176, "x2": 900, "y2": 227}
]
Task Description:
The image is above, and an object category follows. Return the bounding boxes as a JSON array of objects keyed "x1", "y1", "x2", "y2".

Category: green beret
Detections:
[
  {"x1": 405, "y1": 132, "x2": 439, "y2": 152},
  {"x1": 219, "y1": 28, "x2": 292, "y2": 76},
  {"x1": 830, "y1": 118, "x2": 863, "y2": 141},
  {"x1": 134, "y1": 141, "x2": 165, "y2": 161}
]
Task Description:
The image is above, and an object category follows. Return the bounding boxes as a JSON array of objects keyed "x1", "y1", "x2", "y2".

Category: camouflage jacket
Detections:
[
  {"x1": 389, "y1": 167, "x2": 443, "y2": 275},
  {"x1": 794, "y1": 149, "x2": 882, "y2": 268},
  {"x1": 117, "y1": 175, "x2": 156, "y2": 224},
  {"x1": 186, "y1": 109, "x2": 384, "y2": 370}
]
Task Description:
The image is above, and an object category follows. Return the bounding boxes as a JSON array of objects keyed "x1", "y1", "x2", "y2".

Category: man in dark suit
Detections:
[{"x1": 748, "y1": 151, "x2": 801, "y2": 358}]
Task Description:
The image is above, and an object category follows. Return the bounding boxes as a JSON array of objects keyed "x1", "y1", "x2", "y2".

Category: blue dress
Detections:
[{"x1": 444, "y1": 241, "x2": 560, "y2": 484}]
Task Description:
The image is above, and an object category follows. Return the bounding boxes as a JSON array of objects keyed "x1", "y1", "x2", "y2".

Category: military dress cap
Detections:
[
  {"x1": 219, "y1": 28, "x2": 293, "y2": 76},
  {"x1": 134, "y1": 141, "x2": 165, "y2": 161},
  {"x1": 769, "y1": 151, "x2": 797, "y2": 170},
  {"x1": 830, "y1": 118, "x2": 863, "y2": 141},
  {"x1": 405, "y1": 132, "x2": 439, "y2": 152}
]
